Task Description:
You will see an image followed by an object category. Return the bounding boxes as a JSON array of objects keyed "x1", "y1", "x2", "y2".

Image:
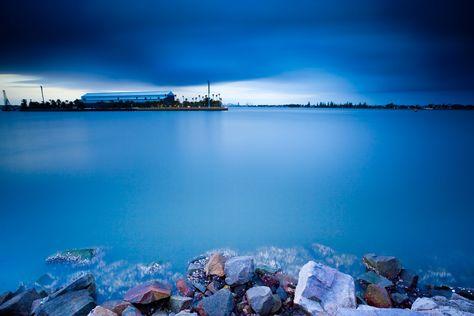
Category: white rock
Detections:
[{"x1": 294, "y1": 261, "x2": 356, "y2": 315}]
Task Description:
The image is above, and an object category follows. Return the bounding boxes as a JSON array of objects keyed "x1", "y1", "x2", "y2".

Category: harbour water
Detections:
[{"x1": 0, "y1": 108, "x2": 473, "y2": 293}]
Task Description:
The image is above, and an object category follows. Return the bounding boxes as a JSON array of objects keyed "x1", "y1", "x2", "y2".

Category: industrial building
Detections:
[{"x1": 81, "y1": 91, "x2": 175, "y2": 104}]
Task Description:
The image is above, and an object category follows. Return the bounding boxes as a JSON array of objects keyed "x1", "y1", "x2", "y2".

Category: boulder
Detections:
[
  {"x1": 246, "y1": 286, "x2": 274, "y2": 315},
  {"x1": 0, "y1": 291, "x2": 13, "y2": 306},
  {"x1": 46, "y1": 248, "x2": 98, "y2": 265},
  {"x1": 294, "y1": 261, "x2": 356, "y2": 315},
  {"x1": 205, "y1": 253, "x2": 226, "y2": 277},
  {"x1": 358, "y1": 271, "x2": 393, "y2": 289},
  {"x1": 0, "y1": 288, "x2": 41, "y2": 316},
  {"x1": 197, "y1": 288, "x2": 234, "y2": 316},
  {"x1": 398, "y1": 269, "x2": 418, "y2": 289},
  {"x1": 176, "y1": 312, "x2": 198, "y2": 316},
  {"x1": 33, "y1": 289, "x2": 96, "y2": 316},
  {"x1": 224, "y1": 256, "x2": 254, "y2": 285},
  {"x1": 364, "y1": 284, "x2": 392, "y2": 308},
  {"x1": 169, "y1": 295, "x2": 192, "y2": 313},
  {"x1": 206, "y1": 279, "x2": 225, "y2": 294},
  {"x1": 87, "y1": 306, "x2": 118, "y2": 316},
  {"x1": 255, "y1": 268, "x2": 280, "y2": 290},
  {"x1": 390, "y1": 292, "x2": 410, "y2": 308},
  {"x1": 121, "y1": 305, "x2": 143, "y2": 316},
  {"x1": 101, "y1": 300, "x2": 132, "y2": 314},
  {"x1": 176, "y1": 279, "x2": 195, "y2": 297},
  {"x1": 362, "y1": 254, "x2": 402, "y2": 280},
  {"x1": 124, "y1": 281, "x2": 171, "y2": 304},
  {"x1": 50, "y1": 273, "x2": 96, "y2": 299}
]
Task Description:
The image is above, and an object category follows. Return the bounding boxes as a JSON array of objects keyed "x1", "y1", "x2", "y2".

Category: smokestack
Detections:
[{"x1": 40, "y1": 86, "x2": 45, "y2": 103}]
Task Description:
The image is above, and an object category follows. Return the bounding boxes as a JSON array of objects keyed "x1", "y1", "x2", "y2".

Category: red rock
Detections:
[
  {"x1": 124, "y1": 281, "x2": 171, "y2": 304},
  {"x1": 101, "y1": 300, "x2": 132, "y2": 314},
  {"x1": 204, "y1": 253, "x2": 226, "y2": 277},
  {"x1": 176, "y1": 278, "x2": 195, "y2": 297},
  {"x1": 364, "y1": 284, "x2": 392, "y2": 308}
]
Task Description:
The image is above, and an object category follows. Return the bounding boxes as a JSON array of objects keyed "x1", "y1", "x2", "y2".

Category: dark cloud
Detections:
[{"x1": 1, "y1": 0, "x2": 473, "y2": 101}]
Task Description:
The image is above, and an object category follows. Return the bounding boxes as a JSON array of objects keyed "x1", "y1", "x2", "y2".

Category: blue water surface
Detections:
[{"x1": 0, "y1": 108, "x2": 473, "y2": 292}]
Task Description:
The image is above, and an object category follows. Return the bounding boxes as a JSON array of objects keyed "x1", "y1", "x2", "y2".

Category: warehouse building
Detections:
[{"x1": 81, "y1": 91, "x2": 175, "y2": 104}]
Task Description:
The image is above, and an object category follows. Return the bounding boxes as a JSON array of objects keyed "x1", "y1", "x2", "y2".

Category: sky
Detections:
[{"x1": 1, "y1": 0, "x2": 473, "y2": 105}]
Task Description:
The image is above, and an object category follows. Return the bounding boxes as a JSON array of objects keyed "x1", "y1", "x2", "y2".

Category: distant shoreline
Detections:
[{"x1": 2, "y1": 106, "x2": 228, "y2": 112}]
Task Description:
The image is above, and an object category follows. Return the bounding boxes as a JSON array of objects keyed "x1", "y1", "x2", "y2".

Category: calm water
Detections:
[{"x1": 0, "y1": 108, "x2": 473, "y2": 292}]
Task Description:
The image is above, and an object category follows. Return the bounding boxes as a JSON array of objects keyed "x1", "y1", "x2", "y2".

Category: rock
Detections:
[
  {"x1": 358, "y1": 271, "x2": 393, "y2": 289},
  {"x1": 277, "y1": 273, "x2": 297, "y2": 294},
  {"x1": 46, "y1": 248, "x2": 98, "y2": 265},
  {"x1": 246, "y1": 286, "x2": 274, "y2": 315},
  {"x1": 50, "y1": 273, "x2": 96, "y2": 299},
  {"x1": 271, "y1": 294, "x2": 282, "y2": 314},
  {"x1": 362, "y1": 254, "x2": 402, "y2": 280},
  {"x1": 294, "y1": 261, "x2": 356, "y2": 315},
  {"x1": 121, "y1": 305, "x2": 143, "y2": 316},
  {"x1": 0, "y1": 288, "x2": 41, "y2": 316},
  {"x1": 101, "y1": 300, "x2": 132, "y2": 314},
  {"x1": 255, "y1": 268, "x2": 280, "y2": 290},
  {"x1": 205, "y1": 253, "x2": 226, "y2": 277},
  {"x1": 176, "y1": 279, "x2": 195, "y2": 297},
  {"x1": 398, "y1": 269, "x2": 418, "y2": 290},
  {"x1": 337, "y1": 305, "x2": 423, "y2": 315},
  {"x1": 206, "y1": 279, "x2": 225, "y2": 294},
  {"x1": 124, "y1": 281, "x2": 171, "y2": 304},
  {"x1": 88, "y1": 306, "x2": 118, "y2": 316},
  {"x1": 169, "y1": 295, "x2": 192, "y2": 313},
  {"x1": 0, "y1": 291, "x2": 13, "y2": 306},
  {"x1": 176, "y1": 312, "x2": 198, "y2": 316},
  {"x1": 34, "y1": 289, "x2": 96, "y2": 316},
  {"x1": 411, "y1": 295, "x2": 474, "y2": 315},
  {"x1": 197, "y1": 288, "x2": 234, "y2": 316},
  {"x1": 224, "y1": 256, "x2": 254, "y2": 285},
  {"x1": 364, "y1": 284, "x2": 392, "y2": 308},
  {"x1": 390, "y1": 292, "x2": 410, "y2": 307},
  {"x1": 276, "y1": 286, "x2": 288, "y2": 301}
]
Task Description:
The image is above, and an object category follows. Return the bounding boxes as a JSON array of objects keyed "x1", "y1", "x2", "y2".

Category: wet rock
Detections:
[
  {"x1": 364, "y1": 284, "x2": 392, "y2": 308},
  {"x1": 398, "y1": 269, "x2": 418, "y2": 290},
  {"x1": 34, "y1": 289, "x2": 96, "y2": 316},
  {"x1": 362, "y1": 254, "x2": 402, "y2": 280},
  {"x1": 294, "y1": 261, "x2": 356, "y2": 315},
  {"x1": 271, "y1": 294, "x2": 282, "y2": 314},
  {"x1": 390, "y1": 292, "x2": 410, "y2": 308},
  {"x1": 358, "y1": 271, "x2": 393, "y2": 289},
  {"x1": 197, "y1": 288, "x2": 234, "y2": 316},
  {"x1": 411, "y1": 295, "x2": 474, "y2": 315},
  {"x1": 277, "y1": 273, "x2": 297, "y2": 295},
  {"x1": 0, "y1": 288, "x2": 41, "y2": 316},
  {"x1": 46, "y1": 248, "x2": 98, "y2": 265},
  {"x1": 255, "y1": 268, "x2": 280, "y2": 290},
  {"x1": 276, "y1": 286, "x2": 288, "y2": 301},
  {"x1": 411, "y1": 297, "x2": 438, "y2": 311},
  {"x1": 176, "y1": 279, "x2": 195, "y2": 297},
  {"x1": 50, "y1": 273, "x2": 96, "y2": 299},
  {"x1": 246, "y1": 286, "x2": 274, "y2": 315},
  {"x1": 124, "y1": 281, "x2": 171, "y2": 304},
  {"x1": 176, "y1": 312, "x2": 198, "y2": 316},
  {"x1": 169, "y1": 295, "x2": 192, "y2": 313},
  {"x1": 122, "y1": 305, "x2": 143, "y2": 316},
  {"x1": 88, "y1": 305, "x2": 118, "y2": 316},
  {"x1": 224, "y1": 256, "x2": 254, "y2": 285},
  {"x1": 206, "y1": 279, "x2": 225, "y2": 294},
  {"x1": 101, "y1": 300, "x2": 132, "y2": 314},
  {"x1": 205, "y1": 253, "x2": 226, "y2": 277}
]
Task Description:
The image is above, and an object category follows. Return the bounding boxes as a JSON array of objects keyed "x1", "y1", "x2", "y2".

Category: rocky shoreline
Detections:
[{"x1": 0, "y1": 250, "x2": 473, "y2": 316}]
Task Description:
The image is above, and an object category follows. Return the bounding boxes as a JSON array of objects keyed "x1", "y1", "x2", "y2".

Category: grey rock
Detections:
[
  {"x1": 169, "y1": 295, "x2": 192, "y2": 313},
  {"x1": 358, "y1": 271, "x2": 393, "y2": 288},
  {"x1": 198, "y1": 288, "x2": 234, "y2": 316},
  {"x1": 121, "y1": 305, "x2": 143, "y2": 316},
  {"x1": 398, "y1": 269, "x2": 418, "y2": 289},
  {"x1": 271, "y1": 294, "x2": 282, "y2": 314},
  {"x1": 391, "y1": 292, "x2": 410, "y2": 306},
  {"x1": 0, "y1": 291, "x2": 13, "y2": 306},
  {"x1": 176, "y1": 312, "x2": 197, "y2": 316},
  {"x1": 101, "y1": 300, "x2": 132, "y2": 314},
  {"x1": 411, "y1": 295, "x2": 474, "y2": 315},
  {"x1": 0, "y1": 288, "x2": 41, "y2": 316},
  {"x1": 294, "y1": 261, "x2": 356, "y2": 315},
  {"x1": 46, "y1": 248, "x2": 98, "y2": 265},
  {"x1": 362, "y1": 254, "x2": 402, "y2": 280},
  {"x1": 411, "y1": 297, "x2": 438, "y2": 311},
  {"x1": 246, "y1": 286, "x2": 274, "y2": 315},
  {"x1": 50, "y1": 273, "x2": 96, "y2": 299},
  {"x1": 87, "y1": 306, "x2": 117, "y2": 316},
  {"x1": 337, "y1": 305, "x2": 423, "y2": 315},
  {"x1": 224, "y1": 256, "x2": 254, "y2": 285},
  {"x1": 34, "y1": 289, "x2": 96, "y2": 316}
]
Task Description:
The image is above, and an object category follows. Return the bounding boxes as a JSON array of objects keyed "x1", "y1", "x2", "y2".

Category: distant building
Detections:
[{"x1": 81, "y1": 91, "x2": 175, "y2": 104}]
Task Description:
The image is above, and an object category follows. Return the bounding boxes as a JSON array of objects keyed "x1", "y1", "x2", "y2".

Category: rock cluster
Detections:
[{"x1": 1, "y1": 252, "x2": 473, "y2": 316}]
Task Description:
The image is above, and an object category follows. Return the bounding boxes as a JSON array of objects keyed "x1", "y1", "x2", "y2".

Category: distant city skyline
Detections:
[{"x1": 1, "y1": 0, "x2": 473, "y2": 105}]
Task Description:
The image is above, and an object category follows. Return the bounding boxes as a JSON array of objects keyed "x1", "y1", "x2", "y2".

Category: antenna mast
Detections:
[{"x1": 3, "y1": 90, "x2": 11, "y2": 106}]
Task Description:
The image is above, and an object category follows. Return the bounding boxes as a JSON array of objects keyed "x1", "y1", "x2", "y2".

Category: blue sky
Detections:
[{"x1": 1, "y1": 0, "x2": 473, "y2": 104}]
